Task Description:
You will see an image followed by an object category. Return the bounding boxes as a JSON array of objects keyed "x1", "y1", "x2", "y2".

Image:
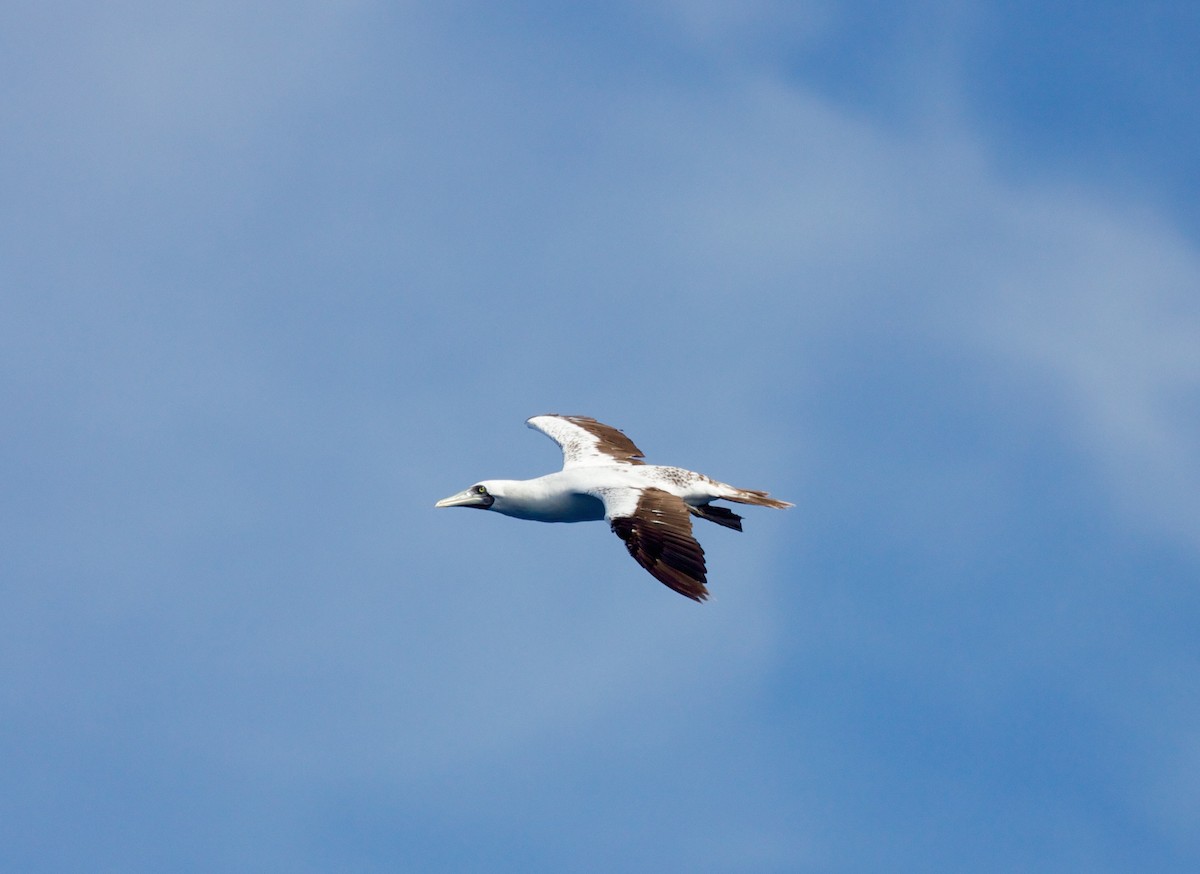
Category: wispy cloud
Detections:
[
  {"x1": 3, "y1": 2, "x2": 1199, "y2": 871},
  {"x1": 978, "y1": 197, "x2": 1200, "y2": 546}
]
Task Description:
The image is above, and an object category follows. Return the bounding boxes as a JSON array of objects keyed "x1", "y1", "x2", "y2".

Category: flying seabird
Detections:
[{"x1": 435, "y1": 414, "x2": 792, "y2": 601}]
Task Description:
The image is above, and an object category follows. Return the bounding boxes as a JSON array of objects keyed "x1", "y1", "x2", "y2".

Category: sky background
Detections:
[{"x1": 3, "y1": 1, "x2": 1199, "y2": 871}]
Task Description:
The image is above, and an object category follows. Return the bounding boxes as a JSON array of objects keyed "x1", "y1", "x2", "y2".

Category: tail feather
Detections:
[
  {"x1": 689, "y1": 504, "x2": 743, "y2": 531},
  {"x1": 722, "y1": 487, "x2": 793, "y2": 510}
]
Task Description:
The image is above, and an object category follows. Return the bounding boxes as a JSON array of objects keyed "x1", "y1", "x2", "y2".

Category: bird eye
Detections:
[{"x1": 474, "y1": 485, "x2": 488, "y2": 495}]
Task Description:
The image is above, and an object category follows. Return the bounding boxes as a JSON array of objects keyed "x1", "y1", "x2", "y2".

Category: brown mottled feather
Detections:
[{"x1": 556, "y1": 414, "x2": 645, "y2": 466}]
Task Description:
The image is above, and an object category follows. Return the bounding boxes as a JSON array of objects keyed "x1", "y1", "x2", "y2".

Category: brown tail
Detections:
[{"x1": 722, "y1": 488, "x2": 793, "y2": 510}]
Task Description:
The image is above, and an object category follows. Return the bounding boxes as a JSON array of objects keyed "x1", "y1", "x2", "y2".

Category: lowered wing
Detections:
[{"x1": 594, "y1": 486, "x2": 709, "y2": 602}]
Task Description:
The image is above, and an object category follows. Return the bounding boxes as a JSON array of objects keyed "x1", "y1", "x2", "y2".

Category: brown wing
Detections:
[
  {"x1": 527, "y1": 414, "x2": 646, "y2": 468},
  {"x1": 607, "y1": 487, "x2": 709, "y2": 602}
]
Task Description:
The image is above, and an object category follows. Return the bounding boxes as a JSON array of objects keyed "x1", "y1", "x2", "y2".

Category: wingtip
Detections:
[{"x1": 526, "y1": 413, "x2": 567, "y2": 426}]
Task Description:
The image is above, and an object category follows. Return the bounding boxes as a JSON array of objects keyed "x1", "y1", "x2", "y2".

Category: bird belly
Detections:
[{"x1": 644, "y1": 466, "x2": 718, "y2": 506}]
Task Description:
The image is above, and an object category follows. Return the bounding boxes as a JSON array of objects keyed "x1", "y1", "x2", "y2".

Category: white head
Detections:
[{"x1": 434, "y1": 479, "x2": 513, "y2": 511}]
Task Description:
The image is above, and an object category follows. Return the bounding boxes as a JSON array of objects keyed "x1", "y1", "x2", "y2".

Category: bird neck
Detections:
[{"x1": 488, "y1": 475, "x2": 604, "y2": 523}]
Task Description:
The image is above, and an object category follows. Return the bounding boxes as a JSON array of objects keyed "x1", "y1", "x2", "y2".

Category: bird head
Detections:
[{"x1": 434, "y1": 481, "x2": 497, "y2": 510}]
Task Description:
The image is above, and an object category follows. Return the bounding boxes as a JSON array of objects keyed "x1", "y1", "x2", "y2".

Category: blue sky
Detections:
[{"x1": 3, "y1": 2, "x2": 1199, "y2": 871}]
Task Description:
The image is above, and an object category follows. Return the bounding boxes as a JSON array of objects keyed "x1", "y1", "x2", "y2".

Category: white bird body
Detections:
[
  {"x1": 476, "y1": 471, "x2": 610, "y2": 523},
  {"x1": 435, "y1": 415, "x2": 792, "y2": 601}
]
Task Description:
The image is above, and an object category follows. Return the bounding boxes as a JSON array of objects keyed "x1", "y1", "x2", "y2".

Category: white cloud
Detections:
[
  {"x1": 573, "y1": 64, "x2": 1200, "y2": 552},
  {"x1": 975, "y1": 192, "x2": 1200, "y2": 547},
  {"x1": 655, "y1": 0, "x2": 834, "y2": 47}
]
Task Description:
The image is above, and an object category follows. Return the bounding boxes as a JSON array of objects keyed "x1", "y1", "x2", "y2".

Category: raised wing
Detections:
[
  {"x1": 526, "y1": 414, "x2": 646, "y2": 469},
  {"x1": 596, "y1": 486, "x2": 709, "y2": 602}
]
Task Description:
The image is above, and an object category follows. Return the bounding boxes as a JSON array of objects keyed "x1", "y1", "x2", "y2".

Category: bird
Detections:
[{"x1": 435, "y1": 414, "x2": 792, "y2": 601}]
